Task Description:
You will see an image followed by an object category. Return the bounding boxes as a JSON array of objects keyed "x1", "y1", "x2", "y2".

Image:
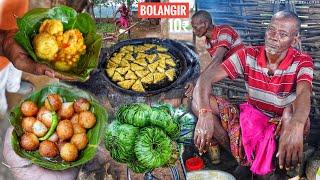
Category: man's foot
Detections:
[{"x1": 16, "y1": 81, "x2": 34, "y2": 95}]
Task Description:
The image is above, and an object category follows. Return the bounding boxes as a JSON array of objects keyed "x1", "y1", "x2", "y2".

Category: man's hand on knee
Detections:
[{"x1": 277, "y1": 121, "x2": 304, "y2": 171}]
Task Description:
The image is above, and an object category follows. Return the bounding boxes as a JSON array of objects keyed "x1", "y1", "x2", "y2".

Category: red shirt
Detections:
[
  {"x1": 206, "y1": 25, "x2": 244, "y2": 59},
  {"x1": 222, "y1": 46, "x2": 314, "y2": 117}
]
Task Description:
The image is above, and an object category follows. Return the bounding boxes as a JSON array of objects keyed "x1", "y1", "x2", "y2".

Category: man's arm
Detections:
[
  {"x1": 278, "y1": 81, "x2": 311, "y2": 169},
  {"x1": 192, "y1": 47, "x2": 230, "y2": 152},
  {"x1": 193, "y1": 47, "x2": 229, "y2": 111}
]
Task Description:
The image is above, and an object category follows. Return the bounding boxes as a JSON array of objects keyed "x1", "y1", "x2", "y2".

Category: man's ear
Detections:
[
  {"x1": 204, "y1": 21, "x2": 209, "y2": 29},
  {"x1": 291, "y1": 33, "x2": 301, "y2": 49}
]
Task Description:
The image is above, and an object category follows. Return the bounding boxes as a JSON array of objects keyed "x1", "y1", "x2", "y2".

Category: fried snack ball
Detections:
[
  {"x1": 39, "y1": 19, "x2": 63, "y2": 36},
  {"x1": 32, "y1": 120, "x2": 48, "y2": 137},
  {"x1": 39, "y1": 140, "x2": 59, "y2": 158},
  {"x1": 79, "y1": 111, "x2": 96, "y2": 129},
  {"x1": 33, "y1": 33, "x2": 59, "y2": 61},
  {"x1": 58, "y1": 102, "x2": 74, "y2": 119},
  {"x1": 20, "y1": 133, "x2": 39, "y2": 151},
  {"x1": 73, "y1": 123, "x2": 86, "y2": 134},
  {"x1": 48, "y1": 132, "x2": 59, "y2": 142},
  {"x1": 37, "y1": 107, "x2": 52, "y2": 128},
  {"x1": 54, "y1": 61, "x2": 73, "y2": 72},
  {"x1": 59, "y1": 29, "x2": 86, "y2": 55},
  {"x1": 56, "y1": 120, "x2": 74, "y2": 140},
  {"x1": 45, "y1": 93, "x2": 63, "y2": 111},
  {"x1": 70, "y1": 114, "x2": 79, "y2": 124},
  {"x1": 73, "y1": 98, "x2": 90, "y2": 113},
  {"x1": 70, "y1": 133, "x2": 88, "y2": 150},
  {"x1": 21, "y1": 101, "x2": 38, "y2": 117},
  {"x1": 22, "y1": 117, "x2": 36, "y2": 133},
  {"x1": 57, "y1": 141, "x2": 67, "y2": 152},
  {"x1": 60, "y1": 143, "x2": 78, "y2": 162}
]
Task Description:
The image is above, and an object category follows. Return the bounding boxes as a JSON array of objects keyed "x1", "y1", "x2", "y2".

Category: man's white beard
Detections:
[{"x1": 265, "y1": 47, "x2": 278, "y2": 55}]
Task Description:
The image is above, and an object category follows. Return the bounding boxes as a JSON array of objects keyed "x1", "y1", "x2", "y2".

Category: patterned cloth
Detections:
[
  {"x1": 211, "y1": 96, "x2": 310, "y2": 168},
  {"x1": 213, "y1": 96, "x2": 248, "y2": 165},
  {"x1": 222, "y1": 46, "x2": 314, "y2": 117},
  {"x1": 205, "y1": 25, "x2": 244, "y2": 59}
]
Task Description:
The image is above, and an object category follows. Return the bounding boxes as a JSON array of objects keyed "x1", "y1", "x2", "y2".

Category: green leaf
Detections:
[
  {"x1": 14, "y1": 6, "x2": 102, "y2": 82},
  {"x1": 149, "y1": 108, "x2": 180, "y2": 139},
  {"x1": 135, "y1": 127, "x2": 173, "y2": 169},
  {"x1": 117, "y1": 103, "x2": 151, "y2": 127},
  {"x1": 47, "y1": 6, "x2": 77, "y2": 28},
  {"x1": 104, "y1": 122, "x2": 139, "y2": 163},
  {"x1": 9, "y1": 83, "x2": 108, "y2": 170}
]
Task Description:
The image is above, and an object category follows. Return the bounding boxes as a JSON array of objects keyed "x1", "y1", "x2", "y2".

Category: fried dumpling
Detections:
[
  {"x1": 119, "y1": 59, "x2": 130, "y2": 67},
  {"x1": 158, "y1": 53, "x2": 171, "y2": 59},
  {"x1": 112, "y1": 71, "x2": 124, "y2": 82},
  {"x1": 107, "y1": 61, "x2": 118, "y2": 68},
  {"x1": 157, "y1": 46, "x2": 168, "y2": 52},
  {"x1": 158, "y1": 58, "x2": 166, "y2": 69},
  {"x1": 131, "y1": 63, "x2": 145, "y2": 71},
  {"x1": 141, "y1": 73, "x2": 153, "y2": 84},
  {"x1": 146, "y1": 54, "x2": 157, "y2": 63},
  {"x1": 117, "y1": 80, "x2": 135, "y2": 89},
  {"x1": 153, "y1": 72, "x2": 166, "y2": 83},
  {"x1": 135, "y1": 58, "x2": 148, "y2": 67},
  {"x1": 135, "y1": 70, "x2": 150, "y2": 78},
  {"x1": 134, "y1": 45, "x2": 147, "y2": 53},
  {"x1": 125, "y1": 70, "x2": 138, "y2": 80},
  {"x1": 110, "y1": 57, "x2": 121, "y2": 64},
  {"x1": 115, "y1": 52, "x2": 126, "y2": 58},
  {"x1": 106, "y1": 67, "x2": 116, "y2": 77},
  {"x1": 165, "y1": 68, "x2": 176, "y2": 81},
  {"x1": 157, "y1": 67, "x2": 165, "y2": 73},
  {"x1": 116, "y1": 67, "x2": 130, "y2": 75},
  {"x1": 124, "y1": 53, "x2": 135, "y2": 61},
  {"x1": 136, "y1": 53, "x2": 147, "y2": 59},
  {"x1": 144, "y1": 43, "x2": 156, "y2": 49},
  {"x1": 165, "y1": 58, "x2": 176, "y2": 67},
  {"x1": 132, "y1": 80, "x2": 145, "y2": 92},
  {"x1": 122, "y1": 45, "x2": 134, "y2": 52},
  {"x1": 148, "y1": 61, "x2": 159, "y2": 73}
]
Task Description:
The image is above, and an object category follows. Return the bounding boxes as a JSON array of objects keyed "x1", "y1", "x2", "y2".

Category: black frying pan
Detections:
[{"x1": 99, "y1": 38, "x2": 199, "y2": 96}]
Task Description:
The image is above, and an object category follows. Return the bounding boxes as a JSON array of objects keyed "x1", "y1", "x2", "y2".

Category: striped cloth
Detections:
[
  {"x1": 205, "y1": 25, "x2": 245, "y2": 59},
  {"x1": 222, "y1": 46, "x2": 314, "y2": 117}
]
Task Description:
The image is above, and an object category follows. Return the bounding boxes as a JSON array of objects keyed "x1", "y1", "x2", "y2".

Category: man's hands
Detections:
[
  {"x1": 194, "y1": 111, "x2": 217, "y2": 155},
  {"x1": 277, "y1": 105, "x2": 304, "y2": 170},
  {"x1": 33, "y1": 62, "x2": 77, "y2": 81},
  {"x1": 184, "y1": 82, "x2": 194, "y2": 98},
  {"x1": 278, "y1": 121, "x2": 304, "y2": 170},
  {"x1": 277, "y1": 81, "x2": 311, "y2": 170}
]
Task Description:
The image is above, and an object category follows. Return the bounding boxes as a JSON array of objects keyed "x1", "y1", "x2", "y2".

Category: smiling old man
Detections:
[{"x1": 192, "y1": 11, "x2": 313, "y2": 177}]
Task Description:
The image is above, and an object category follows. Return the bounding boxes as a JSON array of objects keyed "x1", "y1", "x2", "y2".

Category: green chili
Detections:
[{"x1": 39, "y1": 112, "x2": 58, "y2": 141}]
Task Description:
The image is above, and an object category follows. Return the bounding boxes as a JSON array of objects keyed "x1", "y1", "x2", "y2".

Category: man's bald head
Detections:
[
  {"x1": 191, "y1": 10, "x2": 212, "y2": 25},
  {"x1": 271, "y1": 11, "x2": 301, "y2": 35}
]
